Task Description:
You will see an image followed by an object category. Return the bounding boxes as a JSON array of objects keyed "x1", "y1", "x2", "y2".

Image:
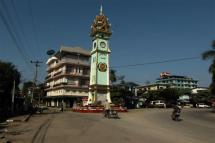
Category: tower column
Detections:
[{"x1": 88, "y1": 5, "x2": 112, "y2": 105}]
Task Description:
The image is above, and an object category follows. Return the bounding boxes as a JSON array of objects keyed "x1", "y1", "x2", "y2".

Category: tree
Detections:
[
  {"x1": 0, "y1": 61, "x2": 21, "y2": 120},
  {"x1": 190, "y1": 90, "x2": 212, "y2": 106},
  {"x1": 110, "y1": 69, "x2": 117, "y2": 83},
  {"x1": 144, "y1": 90, "x2": 161, "y2": 103},
  {"x1": 22, "y1": 81, "x2": 34, "y2": 97},
  {"x1": 159, "y1": 88, "x2": 180, "y2": 103},
  {"x1": 117, "y1": 75, "x2": 125, "y2": 84},
  {"x1": 202, "y1": 40, "x2": 215, "y2": 96}
]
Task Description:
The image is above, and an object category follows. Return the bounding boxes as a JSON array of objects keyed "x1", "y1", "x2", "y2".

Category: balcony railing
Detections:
[{"x1": 47, "y1": 59, "x2": 90, "y2": 71}]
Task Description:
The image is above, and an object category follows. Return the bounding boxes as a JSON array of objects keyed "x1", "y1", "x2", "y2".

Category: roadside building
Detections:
[
  {"x1": 191, "y1": 87, "x2": 208, "y2": 94},
  {"x1": 156, "y1": 73, "x2": 198, "y2": 89},
  {"x1": 136, "y1": 83, "x2": 169, "y2": 95},
  {"x1": 135, "y1": 72, "x2": 198, "y2": 96},
  {"x1": 45, "y1": 46, "x2": 90, "y2": 107}
]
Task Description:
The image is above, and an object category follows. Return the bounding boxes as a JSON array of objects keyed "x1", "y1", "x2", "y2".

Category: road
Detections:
[{"x1": 1, "y1": 108, "x2": 215, "y2": 143}]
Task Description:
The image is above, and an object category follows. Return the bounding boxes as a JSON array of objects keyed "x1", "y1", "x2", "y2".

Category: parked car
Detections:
[
  {"x1": 196, "y1": 103, "x2": 210, "y2": 108},
  {"x1": 149, "y1": 100, "x2": 166, "y2": 108}
]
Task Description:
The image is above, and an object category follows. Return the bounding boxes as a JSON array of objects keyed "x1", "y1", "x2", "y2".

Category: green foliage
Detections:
[
  {"x1": 0, "y1": 60, "x2": 21, "y2": 120},
  {"x1": 144, "y1": 91, "x2": 161, "y2": 103},
  {"x1": 143, "y1": 88, "x2": 189, "y2": 104},
  {"x1": 178, "y1": 88, "x2": 191, "y2": 95},
  {"x1": 190, "y1": 90, "x2": 212, "y2": 104},
  {"x1": 110, "y1": 69, "x2": 117, "y2": 83},
  {"x1": 22, "y1": 81, "x2": 34, "y2": 97},
  {"x1": 111, "y1": 85, "x2": 125, "y2": 105},
  {"x1": 160, "y1": 88, "x2": 180, "y2": 102},
  {"x1": 202, "y1": 40, "x2": 215, "y2": 96},
  {"x1": 0, "y1": 61, "x2": 20, "y2": 93},
  {"x1": 110, "y1": 69, "x2": 137, "y2": 108}
]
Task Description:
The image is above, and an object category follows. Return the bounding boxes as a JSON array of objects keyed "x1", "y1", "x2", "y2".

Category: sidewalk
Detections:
[
  {"x1": 0, "y1": 109, "x2": 59, "y2": 143},
  {"x1": 6, "y1": 114, "x2": 32, "y2": 123},
  {"x1": 0, "y1": 113, "x2": 33, "y2": 142}
]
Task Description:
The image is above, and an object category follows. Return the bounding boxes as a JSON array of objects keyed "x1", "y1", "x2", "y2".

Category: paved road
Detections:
[{"x1": 2, "y1": 108, "x2": 215, "y2": 143}]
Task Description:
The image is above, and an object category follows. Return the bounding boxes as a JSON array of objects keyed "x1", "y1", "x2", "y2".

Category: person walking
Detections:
[
  {"x1": 61, "y1": 100, "x2": 64, "y2": 112},
  {"x1": 104, "y1": 99, "x2": 111, "y2": 117}
]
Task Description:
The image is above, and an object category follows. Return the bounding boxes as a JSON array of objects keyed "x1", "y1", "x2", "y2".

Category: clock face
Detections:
[
  {"x1": 98, "y1": 62, "x2": 107, "y2": 72},
  {"x1": 100, "y1": 42, "x2": 106, "y2": 48}
]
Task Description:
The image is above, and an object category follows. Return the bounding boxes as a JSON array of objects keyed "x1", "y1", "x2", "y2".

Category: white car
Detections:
[
  {"x1": 150, "y1": 100, "x2": 166, "y2": 108},
  {"x1": 196, "y1": 103, "x2": 210, "y2": 108}
]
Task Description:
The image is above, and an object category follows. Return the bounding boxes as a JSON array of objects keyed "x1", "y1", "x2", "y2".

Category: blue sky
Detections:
[{"x1": 0, "y1": 0, "x2": 214, "y2": 86}]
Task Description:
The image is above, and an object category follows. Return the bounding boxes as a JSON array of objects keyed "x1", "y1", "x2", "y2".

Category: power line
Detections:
[
  {"x1": 31, "y1": 60, "x2": 43, "y2": 84},
  {"x1": 0, "y1": 1, "x2": 33, "y2": 71},
  {"x1": 30, "y1": 60, "x2": 43, "y2": 104},
  {"x1": 10, "y1": 0, "x2": 36, "y2": 59},
  {"x1": 0, "y1": 0, "x2": 31, "y2": 59},
  {"x1": 111, "y1": 56, "x2": 201, "y2": 69},
  {"x1": 28, "y1": 0, "x2": 40, "y2": 52}
]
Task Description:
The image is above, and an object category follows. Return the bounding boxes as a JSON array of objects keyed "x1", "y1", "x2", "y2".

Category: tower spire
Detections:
[{"x1": 100, "y1": 4, "x2": 103, "y2": 15}]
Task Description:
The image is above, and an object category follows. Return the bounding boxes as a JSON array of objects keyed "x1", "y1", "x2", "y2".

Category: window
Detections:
[
  {"x1": 83, "y1": 68, "x2": 89, "y2": 75},
  {"x1": 66, "y1": 66, "x2": 73, "y2": 73},
  {"x1": 80, "y1": 79, "x2": 86, "y2": 86}
]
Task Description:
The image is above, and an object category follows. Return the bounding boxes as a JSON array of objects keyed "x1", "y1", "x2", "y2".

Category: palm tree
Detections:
[
  {"x1": 202, "y1": 40, "x2": 215, "y2": 95},
  {"x1": 110, "y1": 69, "x2": 117, "y2": 83}
]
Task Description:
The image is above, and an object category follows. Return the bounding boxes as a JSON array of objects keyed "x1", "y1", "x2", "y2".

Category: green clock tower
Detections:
[{"x1": 88, "y1": 6, "x2": 112, "y2": 104}]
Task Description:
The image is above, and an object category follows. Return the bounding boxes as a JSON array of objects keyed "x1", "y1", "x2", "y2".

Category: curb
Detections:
[
  {"x1": 24, "y1": 113, "x2": 33, "y2": 122},
  {"x1": 5, "y1": 113, "x2": 33, "y2": 123}
]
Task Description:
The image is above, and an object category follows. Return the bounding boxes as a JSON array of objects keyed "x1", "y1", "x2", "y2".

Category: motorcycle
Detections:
[
  {"x1": 171, "y1": 106, "x2": 181, "y2": 121},
  {"x1": 104, "y1": 109, "x2": 119, "y2": 119}
]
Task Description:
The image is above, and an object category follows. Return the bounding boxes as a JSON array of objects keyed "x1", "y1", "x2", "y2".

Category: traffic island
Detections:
[{"x1": 72, "y1": 105, "x2": 128, "y2": 113}]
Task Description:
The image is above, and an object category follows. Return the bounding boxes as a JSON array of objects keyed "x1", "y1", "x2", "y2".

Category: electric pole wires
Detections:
[
  {"x1": 28, "y1": 0, "x2": 41, "y2": 53},
  {"x1": 111, "y1": 56, "x2": 201, "y2": 69},
  {"x1": 0, "y1": 0, "x2": 34, "y2": 71},
  {"x1": 30, "y1": 60, "x2": 43, "y2": 105},
  {"x1": 10, "y1": 0, "x2": 37, "y2": 59}
]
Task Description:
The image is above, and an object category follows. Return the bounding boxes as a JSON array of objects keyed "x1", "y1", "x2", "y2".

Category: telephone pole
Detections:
[
  {"x1": 31, "y1": 60, "x2": 43, "y2": 105},
  {"x1": 11, "y1": 80, "x2": 15, "y2": 114}
]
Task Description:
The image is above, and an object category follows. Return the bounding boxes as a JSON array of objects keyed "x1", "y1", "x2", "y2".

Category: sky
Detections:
[{"x1": 0, "y1": 0, "x2": 214, "y2": 87}]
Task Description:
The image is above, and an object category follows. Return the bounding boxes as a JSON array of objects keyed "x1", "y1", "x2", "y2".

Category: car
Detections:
[
  {"x1": 196, "y1": 103, "x2": 210, "y2": 108},
  {"x1": 150, "y1": 100, "x2": 166, "y2": 108}
]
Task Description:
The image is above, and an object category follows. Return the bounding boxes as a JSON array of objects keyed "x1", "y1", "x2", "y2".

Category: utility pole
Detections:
[
  {"x1": 11, "y1": 80, "x2": 15, "y2": 115},
  {"x1": 31, "y1": 60, "x2": 43, "y2": 106}
]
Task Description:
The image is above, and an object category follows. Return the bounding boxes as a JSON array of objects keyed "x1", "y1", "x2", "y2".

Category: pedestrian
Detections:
[
  {"x1": 61, "y1": 101, "x2": 64, "y2": 112},
  {"x1": 104, "y1": 99, "x2": 111, "y2": 117}
]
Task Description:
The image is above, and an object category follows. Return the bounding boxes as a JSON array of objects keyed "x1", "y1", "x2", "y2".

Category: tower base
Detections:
[{"x1": 87, "y1": 85, "x2": 111, "y2": 105}]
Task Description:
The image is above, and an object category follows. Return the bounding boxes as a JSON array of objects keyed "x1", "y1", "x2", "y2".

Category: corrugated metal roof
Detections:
[{"x1": 59, "y1": 46, "x2": 90, "y2": 56}]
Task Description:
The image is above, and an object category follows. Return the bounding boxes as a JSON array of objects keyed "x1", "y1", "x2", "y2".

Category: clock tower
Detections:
[{"x1": 88, "y1": 5, "x2": 112, "y2": 104}]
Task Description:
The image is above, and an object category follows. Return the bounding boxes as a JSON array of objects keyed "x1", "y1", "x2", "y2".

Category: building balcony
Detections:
[
  {"x1": 45, "y1": 75, "x2": 51, "y2": 80},
  {"x1": 53, "y1": 72, "x2": 61, "y2": 77},
  {"x1": 47, "y1": 59, "x2": 90, "y2": 72},
  {"x1": 45, "y1": 83, "x2": 89, "y2": 91},
  {"x1": 45, "y1": 73, "x2": 89, "y2": 82},
  {"x1": 47, "y1": 91, "x2": 88, "y2": 97}
]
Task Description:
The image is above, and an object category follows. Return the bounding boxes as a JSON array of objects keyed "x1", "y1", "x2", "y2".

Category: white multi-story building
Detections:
[
  {"x1": 156, "y1": 75, "x2": 198, "y2": 89},
  {"x1": 45, "y1": 46, "x2": 90, "y2": 107},
  {"x1": 135, "y1": 73, "x2": 198, "y2": 96}
]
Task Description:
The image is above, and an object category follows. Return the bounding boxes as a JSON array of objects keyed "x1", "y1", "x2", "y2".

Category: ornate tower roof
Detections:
[{"x1": 90, "y1": 5, "x2": 112, "y2": 37}]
